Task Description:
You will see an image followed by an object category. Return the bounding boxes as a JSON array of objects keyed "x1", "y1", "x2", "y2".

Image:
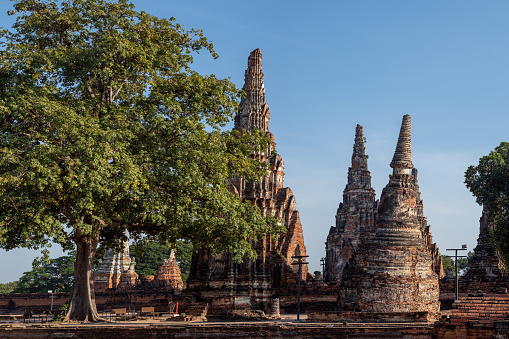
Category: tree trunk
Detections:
[{"x1": 64, "y1": 232, "x2": 104, "y2": 322}]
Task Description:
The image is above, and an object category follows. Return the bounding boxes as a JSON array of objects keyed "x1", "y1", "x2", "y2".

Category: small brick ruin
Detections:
[
  {"x1": 153, "y1": 250, "x2": 184, "y2": 289},
  {"x1": 94, "y1": 242, "x2": 183, "y2": 293},
  {"x1": 186, "y1": 48, "x2": 309, "y2": 313},
  {"x1": 93, "y1": 240, "x2": 133, "y2": 292},
  {"x1": 465, "y1": 205, "x2": 507, "y2": 280},
  {"x1": 334, "y1": 115, "x2": 440, "y2": 320}
]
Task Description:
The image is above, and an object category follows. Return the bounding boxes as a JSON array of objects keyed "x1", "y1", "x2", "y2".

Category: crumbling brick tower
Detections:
[
  {"x1": 337, "y1": 115, "x2": 440, "y2": 320},
  {"x1": 325, "y1": 124, "x2": 377, "y2": 284},
  {"x1": 187, "y1": 49, "x2": 308, "y2": 312},
  {"x1": 465, "y1": 205, "x2": 507, "y2": 279},
  {"x1": 413, "y1": 168, "x2": 444, "y2": 278}
]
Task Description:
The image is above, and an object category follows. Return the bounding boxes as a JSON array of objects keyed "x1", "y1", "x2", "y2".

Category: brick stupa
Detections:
[
  {"x1": 337, "y1": 115, "x2": 440, "y2": 321},
  {"x1": 325, "y1": 125, "x2": 377, "y2": 284},
  {"x1": 187, "y1": 49, "x2": 308, "y2": 312},
  {"x1": 154, "y1": 249, "x2": 184, "y2": 289},
  {"x1": 465, "y1": 205, "x2": 507, "y2": 279}
]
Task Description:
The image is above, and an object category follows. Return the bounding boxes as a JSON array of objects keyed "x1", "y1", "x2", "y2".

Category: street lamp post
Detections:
[
  {"x1": 320, "y1": 257, "x2": 325, "y2": 282},
  {"x1": 48, "y1": 290, "x2": 54, "y2": 311},
  {"x1": 291, "y1": 255, "x2": 309, "y2": 321},
  {"x1": 446, "y1": 244, "x2": 467, "y2": 300}
]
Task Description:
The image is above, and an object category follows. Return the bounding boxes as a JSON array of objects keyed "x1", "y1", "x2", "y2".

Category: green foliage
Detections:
[
  {"x1": 442, "y1": 255, "x2": 454, "y2": 274},
  {"x1": 175, "y1": 240, "x2": 193, "y2": 283},
  {"x1": 441, "y1": 251, "x2": 474, "y2": 276},
  {"x1": 0, "y1": 281, "x2": 19, "y2": 294},
  {"x1": 13, "y1": 251, "x2": 75, "y2": 293},
  {"x1": 0, "y1": 0, "x2": 279, "y2": 263},
  {"x1": 465, "y1": 142, "x2": 509, "y2": 267},
  {"x1": 130, "y1": 240, "x2": 192, "y2": 283}
]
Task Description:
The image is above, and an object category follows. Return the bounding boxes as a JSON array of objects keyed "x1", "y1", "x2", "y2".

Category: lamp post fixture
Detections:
[
  {"x1": 48, "y1": 290, "x2": 54, "y2": 311},
  {"x1": 320, "y1": 257, "x2": 325, "y2": 282},
  {"x1": 446, "y1": 244, "x2": 467, "y2": 300},
  {"x1": 291, "y1": 255, "x2": 309, "y2": 321}
]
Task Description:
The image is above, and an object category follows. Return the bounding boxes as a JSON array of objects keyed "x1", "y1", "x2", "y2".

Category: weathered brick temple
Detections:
[
  {"x1": 6, "y1": 49, "x2": 509, "y2": 337},
  {"x1": 324, "y1": 124, "x2": 377, "y2": 284},
  {"x1": 94, "y1": 240, "x2": 134, "y2": 292},
  {"x1": 186, "y1": 49, "x2": 309, "y2": 312},
  {"x1": 328, "y1": 115, "x2": 441, "y2": 321}
]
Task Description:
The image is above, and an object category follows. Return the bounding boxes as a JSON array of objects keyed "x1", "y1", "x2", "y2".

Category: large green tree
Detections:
[
  {"x1": 0, "y1": 0, "x2": 279, "y2": 321},
  {"x1": 465, "y1": 142, "x2": 509, "y2": 266},
  {"x1": 13, "y1": 251, "x2": 75, "y2": 293}
]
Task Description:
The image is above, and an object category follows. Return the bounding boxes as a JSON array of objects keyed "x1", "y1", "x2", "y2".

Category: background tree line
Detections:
[{"x1": 0, "y1": 241, "x2": 192, "y2": 293}]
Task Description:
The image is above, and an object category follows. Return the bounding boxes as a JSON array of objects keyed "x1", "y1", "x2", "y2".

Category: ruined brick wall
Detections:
[
  {"x1": 434, "y1": 293, "x2": 509, "y2": 338},
  {"x1": 0, "y1": 291, "x2": 194, "y2": 313},
  {"x1": 439, "y1": 277, "x2": 509, "y2": 308},
  {"x1": 0, "y1": 322, "x2": 436, "y2": 338}
]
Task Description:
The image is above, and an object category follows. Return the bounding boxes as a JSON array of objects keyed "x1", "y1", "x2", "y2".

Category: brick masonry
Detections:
[
  {"x1": 186, "y1": 49, "x2": 309, "y2": 313},
  {"x1": 336, "y1": 115, "x2": 440, "y2": 319}
]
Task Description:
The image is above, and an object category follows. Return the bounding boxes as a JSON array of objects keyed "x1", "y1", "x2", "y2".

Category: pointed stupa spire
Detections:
[
  {"x1": 234, "y1": 48, "x2": 271, "y2": 132},
  {"x1": 351, "y1": 124, "x2": 367, "y2": 170},
  {"x1": 390, "y1": 114, "x2": 413, "y2": 174},
  {"x1": 341, "y1": 124, "x2": 375, "y2": 206}
]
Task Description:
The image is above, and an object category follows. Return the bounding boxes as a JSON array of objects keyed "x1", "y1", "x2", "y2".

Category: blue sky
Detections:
[{"x1": 1, "y1": 0, "x2": 508, "y2": 282}]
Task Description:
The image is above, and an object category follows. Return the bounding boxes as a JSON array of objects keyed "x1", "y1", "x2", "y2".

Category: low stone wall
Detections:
[
  {"x1": 439, "y1": 277, "x2": 509, "y2": 309},
  {"x1": 433, "y1": 293, "x2": 509, "y2": 338},
  {"x1": 0, "y1": 290, "x2": 194, "y2": 313},
  {"x1": 0, "y1": 322, "x2": 435, "y2": 338},
  {"x1": 307, "y1": 311, "x2": 435, "y2": 323}
]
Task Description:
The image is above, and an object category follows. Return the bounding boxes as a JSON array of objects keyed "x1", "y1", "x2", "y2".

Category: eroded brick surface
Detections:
[
  {"x1": 93, "y1": 240, "x2": 132, "y2": 293},
  {"x1": 434, "y1": 293, "x2": 509, "y2": 338},
  {"x1": 465, "y1": 205, "x2": 507, "y2": 279},
  {"x1": 187, "y1": 49, "x2": 308, "y2": 313},
  {"x1": 336, "y1": 115, "x2": 440, "y2": 319},
  {"x1": 325, "y1": 125, "x2": 377, "y2": 284}
]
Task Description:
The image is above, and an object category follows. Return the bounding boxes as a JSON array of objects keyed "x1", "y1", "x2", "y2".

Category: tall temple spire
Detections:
[
  {"x1": 325, "y1": 124, "x2": 376, "y2": 283},
  {"x1": 234, "y1": 48, "x2": 271, "y2": 132},
  {"x1": 344, "y1": 124, "x2": 373, "y2": 199},
  {"x1": 351, "y1": 124, "x2": 367, "y2": 170},
  {"x1": 390, "y1": 114, "x2": 413, "y2": 174}
]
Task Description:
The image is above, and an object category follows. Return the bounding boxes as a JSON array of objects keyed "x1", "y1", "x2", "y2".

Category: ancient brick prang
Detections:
[
  {"x1": 337, "y1": 115, "x2": 440, "y2": 319},
  {"x1": 187, "y1": 49, "x2": 308, "y2": 313},
  {"x1": 325, "y1": 124, "x2": 377, "y2": 284},
  {"x1": 154, "y1": 249, "x2": 184, "y2": 289},
  {"x1": 94, "y1": 240, "x2": 133, "y2": 292},
  {"x1": 234, "y1": 48, "x2": 270, "y2": 133},
  {"x1": 465, "y1": 204, "x2": 507, "y2": 279}
]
